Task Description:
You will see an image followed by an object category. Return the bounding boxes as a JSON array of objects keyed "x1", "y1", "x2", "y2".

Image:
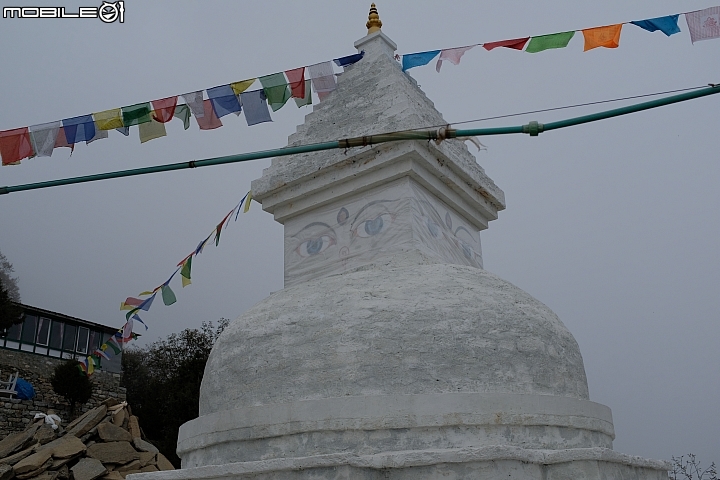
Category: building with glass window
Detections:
[
  {"x1": 2, "y1": 303, "x2": 121, "y2": 373},
  {"x1": 0, "y1": 303, "x2": 126, "y2": 437}
]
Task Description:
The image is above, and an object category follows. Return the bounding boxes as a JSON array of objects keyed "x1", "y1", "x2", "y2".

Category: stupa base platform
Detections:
[{"x1": 128, "y1": 446, "x2": 669, "y2": 480}]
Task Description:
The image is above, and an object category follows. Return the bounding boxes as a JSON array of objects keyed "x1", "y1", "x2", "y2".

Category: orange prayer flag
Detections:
[{"x1": 582, "y1": 24, "x2": 623, "y2": 51}]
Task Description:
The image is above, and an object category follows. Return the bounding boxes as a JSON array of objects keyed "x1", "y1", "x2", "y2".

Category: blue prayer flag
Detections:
[
  {"x1": 334, "y1": 51, "x2": 365, "y2": 67},
  {"x1": 240, "y1": 90, "x2": 272, "y2": 126},
  {"x1": 631, "y1": 15, "x2": 681, "y2": 36},
  {"x1": 401, "y1": 50, "x2": 441, "y2": 72},
  {"x1": 62, "y1": 115, "x2": 96, "y2": 144},
  {"x1": 207, "y1": 85, "x2": 242, "y2": 118}
]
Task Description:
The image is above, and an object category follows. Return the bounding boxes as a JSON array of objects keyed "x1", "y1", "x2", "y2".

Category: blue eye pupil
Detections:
[
  {"x1": 306, "y1": 238, "x2": 324, "y2": 255},
  {"x1": 365, "y1": 216, "x2": 384, "y2": 236}
]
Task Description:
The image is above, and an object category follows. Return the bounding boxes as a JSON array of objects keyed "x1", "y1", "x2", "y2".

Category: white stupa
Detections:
[{"x1": 132, "y1": 5, "x2": 670, "y2": 479}]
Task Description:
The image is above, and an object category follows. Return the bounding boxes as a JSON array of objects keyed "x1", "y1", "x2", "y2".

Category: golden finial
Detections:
[{"x1": 366, "y1": 3, "x2": 382, "y2": 34}]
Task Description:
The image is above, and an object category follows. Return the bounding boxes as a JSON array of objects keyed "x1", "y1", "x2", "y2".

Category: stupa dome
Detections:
[{"x1": 201, "y1": 263, "x2": 589, "y2": 416}]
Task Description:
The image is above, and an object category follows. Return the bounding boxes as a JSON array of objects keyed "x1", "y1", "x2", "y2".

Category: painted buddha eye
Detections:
[
  {"x1": 296, "y1": 235, "x2": 335, "y2": 257},
  {"x1": 354, "y1": 213, "x2": 392, "y2": 238}
]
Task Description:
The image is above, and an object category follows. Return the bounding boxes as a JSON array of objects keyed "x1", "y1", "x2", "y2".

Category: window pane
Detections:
[
  {"x1": 88, "y1": 330, "x2": 101, "y2": 352},
  {"x1": 62, "y1": 324, "x2": 77, "y2": 351},
  {"x1": 36, "y1": 318, "x2": 51, "y2": 345},
  {"x1": 6, "y1": 322, "x2": 21, "y2": 341},
  {"x1": 76, "y1": 327, "x2": 89, "y2": 353},
  {"x1": 21, "y1": 315, "x2": 38, "y2": 344},
  {"x1": 49, "y1": 321, "x2": 63, "y2": 349}
]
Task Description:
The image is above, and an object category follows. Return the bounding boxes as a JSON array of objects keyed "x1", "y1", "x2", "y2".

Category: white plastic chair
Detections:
[{"x1": 0, "y1": 371, "x2": 19, "y2": 398}]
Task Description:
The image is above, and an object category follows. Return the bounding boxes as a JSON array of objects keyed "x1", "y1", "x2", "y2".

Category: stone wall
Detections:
[{"x1": 0, "y1": 348, "x2": 125, "y2": 437}]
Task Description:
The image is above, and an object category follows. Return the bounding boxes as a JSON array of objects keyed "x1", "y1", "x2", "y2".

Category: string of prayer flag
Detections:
[
  {"x1": 78, "y1": 191, "x2": 253, "y2": 376},
  {"x1": 1, "y1": 50, "x2": 366, "y2": 166},
  {"x1": 398, "y1": 6, "x2": 720, "y2": 72}
]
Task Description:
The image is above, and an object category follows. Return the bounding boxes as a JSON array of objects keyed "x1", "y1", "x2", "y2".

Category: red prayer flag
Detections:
[
  {"x1": 483, "y1": 37, "x2": 530, "y2": 51},
  {"x1": 195, "y1": 100, "x2": 223, "y2": 130},
  {"x1": 54, "y1": 127, "x2": 75, "y2": 151},
  {"x1": 151, "y1": 96, "x2": 178, "y2": 123},
  {"x1": 0, "y1": 127, "x2": 34, "y2": 165},
  {"x1": 285, "y1": 67, "x2": 306, "y2": 99}
]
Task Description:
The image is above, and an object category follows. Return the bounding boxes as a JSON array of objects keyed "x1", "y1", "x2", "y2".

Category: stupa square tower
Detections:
[{"x1": 131, "y1": 5, "x2": 670, "y2": 479}]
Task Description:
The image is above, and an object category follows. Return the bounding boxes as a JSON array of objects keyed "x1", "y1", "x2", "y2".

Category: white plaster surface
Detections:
[
  {"x1": 201, "y1": 264, "x2": 590, "y2": 415},
  {"x1": 251, "y1": 36, "x2": 505, "y2": 226},
  {"x1": 129, "y1": 446, "x2": 671, "y2": 480},
  {"x1": 284, "y1": 178, "x2": 484, "y2": 286}
]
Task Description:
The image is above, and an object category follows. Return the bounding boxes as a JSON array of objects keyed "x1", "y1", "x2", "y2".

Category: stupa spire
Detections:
[{"x1": 366, "y1": 3, "x2": 382, "y2": 34}]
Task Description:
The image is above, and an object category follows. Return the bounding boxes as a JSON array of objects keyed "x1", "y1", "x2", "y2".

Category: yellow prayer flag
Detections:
[
  {"x1": 181, "y1": 276, "x2": 192, "y2": 287},
  {"x1": 139, "y1": 291, "x2": 154, "y2": 296},
  {"x1": 231, "y1": 79, "x2": 256, "y2": 96},
  {"x1": 87, "y1": 356, "x2": 95, "y2": 375},
  {"x1": 120, "y1": 302, "x2": 133, "y2": 311},
  {"x1": 243, "y1": 192, "x2": 252, "y2": 213},
  {"x1": 582, "y1": 24, "x2": 623, "y2": 51},
  {"x1": 93, "y1": 108, "x2": 124, "y2": 130},
  {"x1": 138, "y1": 114, "x2": 167, "y2": 143}
]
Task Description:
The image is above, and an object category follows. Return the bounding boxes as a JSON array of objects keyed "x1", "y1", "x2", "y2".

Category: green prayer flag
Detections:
[
  {"x1": 161, "y1": 284, "x2": 177, "y2": 306},
  {"x1": 294, "y1": 80, "x2": 312, "y2": 107},
  {"x1": 525, "y1": 31, "x2": 576, "y2": 53},
  {"x1": 174, "y1": 104, "x2": 191, "y2": 130},
  {"x1": 105, "y1": 338, "x2": 121, "y2": 355},
  {"x1": 259, "y1": 73, "x2": 291, "y2": 112},
  {"x1": 122, "y1": 103, "x2": 152, "y2": 126},
  {"x1": 180, "y1": 256, "x2": 192, "y2": 287}
]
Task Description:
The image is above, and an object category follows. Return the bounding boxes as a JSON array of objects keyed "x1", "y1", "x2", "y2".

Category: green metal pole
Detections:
[{"x1": 1, "y1": 85, "x2": 718, "y2": 196}]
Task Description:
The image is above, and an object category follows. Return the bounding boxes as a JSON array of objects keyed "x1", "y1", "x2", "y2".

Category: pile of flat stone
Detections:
[{"x1": 0, "y1": 398, "x2": 174, "y2": 480}]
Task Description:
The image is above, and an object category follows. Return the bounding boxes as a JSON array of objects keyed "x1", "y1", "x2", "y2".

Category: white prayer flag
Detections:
[
  {"x1": 308, "y1": 61, "x2": 337, "y2": 99},
  {"x1": 436, "y1": 46, "x2": 475, "y2": 72},
  {"x1": 28, "y1": 121, "x2": 61, "y2": 157},
  {"x1": 181, "y1": 91, "x2": 206, "y2": 118},
  {"x1": 686, "y1": 7, "x2": 720, "y2": 43}
]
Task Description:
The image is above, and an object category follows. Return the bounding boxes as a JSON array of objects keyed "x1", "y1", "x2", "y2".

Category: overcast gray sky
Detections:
[{"x1": 0, "y1": 0, "x2": 717, "y2": 465}]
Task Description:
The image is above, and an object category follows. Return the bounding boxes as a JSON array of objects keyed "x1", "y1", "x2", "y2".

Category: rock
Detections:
[
  {"x1": 115, "y1": 460, "x2": 141, "y2": 473},
  {"x1": 130, "y1": 439, "x2": 157, "y2": 454},
  {"x1": 56, "y1": 464, "x2": 69, "y2": 480},
  {"x1": 49, "y1": 453, "x2": 81, "y2": 470},
  {"x1": 0, "y1": 425, "x2": 40, "y2": 458},
  {"x1": 100, "y1": 472, "x2": 123, "y2": 480},
  {"x1": 70, "y1": 458, "x2": 107, "y2": 480},
  {"x1": 111, "y1": 410, "x2": 126, "y2": 428},
  {"x1": 101, "y1": 399, "x2": 119, "y2": 408},
  {"x1": 12, "y1": 449, "x2": 52, "y2": 475},
  {"x1": 39, "y1": 435, "x2": 86, "y2": 459},
  {"x1": 0, "y1": 464, "x2": 13, "y2": 480},
  {"x1": 33, "y1": 425, "x2": 57, "y2": 445},
  {"x1": 14, "y1": 456, "x2": 52, "y2": 479},
  {"x1": 126, "y1": 418, "x2": 140, "y2": 440},
  {"x1": 96, "y1": 423, "x2": 131, "y2": 443},
  {"x1": 139, "y1": 465, "x2": 158, "y2": 473},
  {"x1": 30, "y1": 472, "x2": 59, "y2": 480},
  {"x1": 118, "y1": 470, "x2": 140, "y2": 478},
  {"x1": 154, "y1": 453, "x2": 174, "y2": 471},
  {"x1": 0, "y1": 445, "x2": 34, "y2": 466},
  {"x1": 86, "y1": 442, "x2": 139, "y2": 464},
  {"x1": 137, "y1": 452, "x2": 155, "y2": 468},
  {"x1": 67, "y1": 406, "x2": 107, "y2": 437}
]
